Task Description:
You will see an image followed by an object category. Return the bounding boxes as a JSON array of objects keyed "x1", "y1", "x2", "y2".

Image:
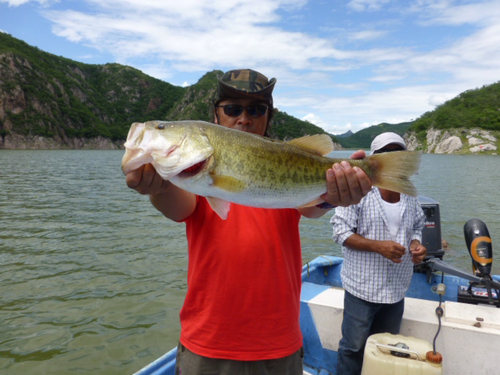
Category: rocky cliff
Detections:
[{"x1": 406, "y1": 128, "x2": 498, "y2": 154}]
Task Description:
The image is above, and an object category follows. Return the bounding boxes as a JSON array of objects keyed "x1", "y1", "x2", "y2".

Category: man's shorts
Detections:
[{"x1": 174, "y1": 343, "x2": 304, "y2": 375}]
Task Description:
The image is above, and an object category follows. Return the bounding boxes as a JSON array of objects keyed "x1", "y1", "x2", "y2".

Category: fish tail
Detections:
[{"x1": 367, "y1": 151, "x2": 421, "y2": 196}]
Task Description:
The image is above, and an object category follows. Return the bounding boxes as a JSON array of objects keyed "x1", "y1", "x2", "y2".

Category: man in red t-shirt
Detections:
[{"x1": 125, "y1": 69, "x2": 372, "y2": 374}]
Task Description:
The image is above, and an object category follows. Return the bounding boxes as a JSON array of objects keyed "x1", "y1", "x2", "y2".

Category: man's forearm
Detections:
[
  {"x1": 343, "y1": 234, "x2": 381, "y2": 253},
  {"x1": 149, "y1": 184, "x2": 197, "y2": 222}
]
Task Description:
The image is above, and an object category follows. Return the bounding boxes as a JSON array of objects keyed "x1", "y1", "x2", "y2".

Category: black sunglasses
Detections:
[{"x1": 216, "y1": 104, "x2": 268, "y2": 118}]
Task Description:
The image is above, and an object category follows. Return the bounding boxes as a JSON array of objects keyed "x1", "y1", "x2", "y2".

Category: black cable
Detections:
[
  {"x1": 433, "y1": 301, "x2": 443, "y2": 354},
  {"x1": 432, "y1": 272, "x2": 445, "y2": 354}
]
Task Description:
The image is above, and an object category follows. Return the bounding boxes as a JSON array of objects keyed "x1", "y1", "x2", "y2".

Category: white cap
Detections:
[{"x1": 370, "y1": 132, "x2": 407, "y2": 154}]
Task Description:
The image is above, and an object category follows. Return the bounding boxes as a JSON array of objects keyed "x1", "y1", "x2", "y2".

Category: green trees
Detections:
[{"x1": 411, "y1": 83, "x2": 500, "y2": 132}]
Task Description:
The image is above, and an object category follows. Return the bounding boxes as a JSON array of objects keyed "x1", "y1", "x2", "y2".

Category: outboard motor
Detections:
[
  {"x1": 459, "y1": 218, "x2": 499, "y2": 306},
  {"x1": 464, "y1": 218, "x2": 493, "y2": 277}
]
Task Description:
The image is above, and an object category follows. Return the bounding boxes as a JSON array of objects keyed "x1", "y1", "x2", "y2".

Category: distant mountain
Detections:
[
  {"x1": 338, "y1": 122, "x2": 413, "y2": 149},
  {"x1": 0, "y1": 33, "x2": 337, "y2": 149},
  {"x1": 336, "y1": 130, "x2": 353, "y2": 139}
]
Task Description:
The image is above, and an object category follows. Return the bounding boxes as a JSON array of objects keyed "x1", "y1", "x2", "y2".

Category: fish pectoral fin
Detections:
[
  {"x1": 298, "y1": 197, "x2": 325, "y2": 208},
  {"x1": 211, "y1": 175, "x2": 247, "y2": 192},
  {"x1": 286, "y1": 134, "x2": 334, "y2": 156},
  {"x1": 206, "y1": 175, "x2": 246, "y2": 220},
  {"x1": 206, "y1": 197, "x2": 231, "y2": 220}
]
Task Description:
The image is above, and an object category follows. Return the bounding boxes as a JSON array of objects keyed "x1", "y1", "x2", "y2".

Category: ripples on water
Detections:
[
  {"x1": 1, "y1": 151, "x2": 187, "y2": 374},
  {"x1": 1, "y1": 150, "x2": 499, "y2": 374}
]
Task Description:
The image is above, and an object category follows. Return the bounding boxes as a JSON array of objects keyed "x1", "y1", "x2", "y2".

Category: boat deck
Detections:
[{"x1": 301, "y1": 280, "x2": 500, "y2": 375}]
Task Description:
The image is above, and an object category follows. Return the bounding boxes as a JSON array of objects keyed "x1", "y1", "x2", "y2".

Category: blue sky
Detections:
[{"x1": 1, "y1": 0, "x2": 500, "y2": 135}]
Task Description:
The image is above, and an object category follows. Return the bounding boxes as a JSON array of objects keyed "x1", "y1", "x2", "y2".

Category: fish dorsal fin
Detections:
[
  {"x1": 206, "y1": 196, "x2": 231, "y2": 220},
  {"x1": 286, "y1": 134, "x2": 334, "y2": 156}
]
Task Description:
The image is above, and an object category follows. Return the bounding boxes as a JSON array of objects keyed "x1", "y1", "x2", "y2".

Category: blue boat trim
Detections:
[{"x1": 133, "y1": 347, "x2": 177, "y2": 375}]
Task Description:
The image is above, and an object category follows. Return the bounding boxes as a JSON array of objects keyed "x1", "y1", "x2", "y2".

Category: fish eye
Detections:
[{"x1": 157, "y1": 123, "x2": 165, "y2": 130}]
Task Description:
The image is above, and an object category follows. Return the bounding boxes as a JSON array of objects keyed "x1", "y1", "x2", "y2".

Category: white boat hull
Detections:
[{"x1": 302, "y1": 282, "x2": 500, "y2": 374}]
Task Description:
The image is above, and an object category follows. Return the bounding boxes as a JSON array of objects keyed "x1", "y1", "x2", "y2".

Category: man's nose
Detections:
[{"x1": 237, "y1": 109, "x2": 253, "y2": 125}]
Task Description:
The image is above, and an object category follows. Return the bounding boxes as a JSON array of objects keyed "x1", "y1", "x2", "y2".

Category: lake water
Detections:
[{"x1": 1, "y1": 150, "x2": 499, "y2": 374}]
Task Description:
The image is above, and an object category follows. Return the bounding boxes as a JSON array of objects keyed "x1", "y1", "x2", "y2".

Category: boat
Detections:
[{"x1": 134, "y1": 197, "x2": 500, "y2": 375}]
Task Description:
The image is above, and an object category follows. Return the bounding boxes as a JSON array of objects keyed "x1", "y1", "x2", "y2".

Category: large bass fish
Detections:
[{"x1": 122, "y1": 121, "x2": 421, "y2": 220}]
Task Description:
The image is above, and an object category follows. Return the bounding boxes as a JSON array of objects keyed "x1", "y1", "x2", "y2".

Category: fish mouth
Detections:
[
  {"x1": 177, "y1": 158, "x2": 208, "y2": 178},
  {"x1": 122, "y1": 148, "x2": 153, "y2": 174}
]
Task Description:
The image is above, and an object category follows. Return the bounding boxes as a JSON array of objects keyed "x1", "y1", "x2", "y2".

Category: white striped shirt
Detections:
[{"x1": 330, "y1": 188, "x2": 425, "y2": 304}]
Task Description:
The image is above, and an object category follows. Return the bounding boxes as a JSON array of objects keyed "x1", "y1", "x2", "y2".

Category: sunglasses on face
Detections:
[{"x1": 216, "y1": 104, "x2": 268, "y2": 118}]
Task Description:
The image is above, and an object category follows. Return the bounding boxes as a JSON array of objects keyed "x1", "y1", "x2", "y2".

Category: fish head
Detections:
[{"x1": 121, "y1": 121, "x2": 214, "y2": 180}]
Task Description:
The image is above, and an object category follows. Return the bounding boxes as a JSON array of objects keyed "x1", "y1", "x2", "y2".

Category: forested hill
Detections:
[
  {"x1": 409, "y1": 81, "x2": 500, "y2": 139},
  {"x1": 0, "y1": 33, "x2": 336, "y2": 149},
  {"x1": 0, "y1": 33, "x2": 185, "y2": 143}
]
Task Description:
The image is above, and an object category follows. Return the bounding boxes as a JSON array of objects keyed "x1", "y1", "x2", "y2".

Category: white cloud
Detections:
[
  {"x1": 428, "y1": 95, "x2": 449, "y2": 107},
  {"x1": 347, "y1": 0, "x2": 391, "y2": 12},
  {"x1": 415, "y1": 0, "x2": 500, "y2": 26},
  {"x1": 368, "y1": 75, "x2": 404, "y2": 83},
  {"x1": 348, "y1": 30, "x2": 387, "y2": 41},
  {"x1": 39, "y1": 0, "x2": 500, "y2": 90},
  {"x1": 385, "y1": 23, "x2": 500, "y2": 89},
  {"x1": 0, "y1": 0, "x2": 51, "y2": 5},
  {"x1": 43, "y1": 1, "x2": 347, "y2": 73},
  {"x1": 302, "y1": 113, "x2": 329, "y2": 129},
  {"x1": 138, "y1": 63, "x2": 175, "y2": 81}
]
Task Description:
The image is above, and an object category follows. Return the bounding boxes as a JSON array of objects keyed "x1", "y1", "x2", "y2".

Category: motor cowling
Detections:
[{"x1": 464, "y1": 218, "x2": 493, "y2": 277}]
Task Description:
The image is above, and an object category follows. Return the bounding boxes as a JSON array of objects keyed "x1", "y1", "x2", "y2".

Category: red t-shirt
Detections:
[{"x1": 179, "y1": 197, "x2": 303, "y2": 360}]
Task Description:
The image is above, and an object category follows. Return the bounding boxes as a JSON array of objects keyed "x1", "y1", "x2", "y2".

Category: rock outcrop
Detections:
[{"x1": 406, "y1": 128, "x2": 498, "y2": 154}]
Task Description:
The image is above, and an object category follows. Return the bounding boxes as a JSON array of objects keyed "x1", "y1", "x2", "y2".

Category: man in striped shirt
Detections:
[{"x1": 331, "y1": 132, "x2": 427, "y2": 375}]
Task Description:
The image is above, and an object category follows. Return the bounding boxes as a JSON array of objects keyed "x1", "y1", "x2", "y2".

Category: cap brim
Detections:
[{"x1": 371, "y1": 141, "x2": 407, "y2": 155}]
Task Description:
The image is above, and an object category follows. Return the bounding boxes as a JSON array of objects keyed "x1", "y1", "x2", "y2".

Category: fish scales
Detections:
[
  {"x1": 206, "y1": 126, "x2": 329, "y2": 188},
  {"x1": 202, "y1": 125, "x2": 337, "y2": 203}
]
